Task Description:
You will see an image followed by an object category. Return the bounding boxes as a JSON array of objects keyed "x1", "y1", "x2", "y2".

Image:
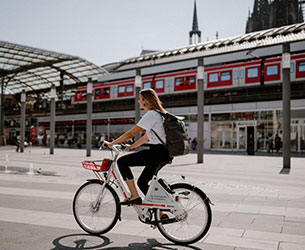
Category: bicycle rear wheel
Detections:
[
  {"x1": 155, "y1": 183, "x2": 212, "y2": 245},
  {"x1": 73, "y1": 180, "x2": 120, "y2": 235}
]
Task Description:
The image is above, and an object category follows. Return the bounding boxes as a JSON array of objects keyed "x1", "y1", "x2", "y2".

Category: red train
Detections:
[{"x1": 74, "y1": 53, "x2": 305, "y2": 103}]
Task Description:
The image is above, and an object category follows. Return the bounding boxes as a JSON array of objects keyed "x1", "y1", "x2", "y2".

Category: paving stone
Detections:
[
  {"x1": 203, "y1": 234, "x2": 278, "y2": 250},
  {"x1": 282, "y1": 221, "x2": 305, "y2": 235},
  {"x1": 244, "y1": 230, "x2": 305, "y2": 244},
  {"x1": 285, "y1": 216, "x2": 305, "y2": 223},
  {"x1": 279, "y1": 242, "x2": 305, "y2": 250}
]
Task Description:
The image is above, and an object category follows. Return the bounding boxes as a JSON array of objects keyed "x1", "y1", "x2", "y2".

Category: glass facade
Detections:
[{"x1": 209, "y1": 110, "x2": 305, "y2": 152}]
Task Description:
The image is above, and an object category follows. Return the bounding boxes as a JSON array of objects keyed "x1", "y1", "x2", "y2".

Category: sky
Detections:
[{"x1": 0, "y1": 0, "x2": 254, "y2": 67}]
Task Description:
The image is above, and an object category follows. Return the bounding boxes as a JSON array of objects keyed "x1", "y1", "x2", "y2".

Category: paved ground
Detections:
[{"x1": 0, "y1": 145, "x2": 305, "y2": 250}]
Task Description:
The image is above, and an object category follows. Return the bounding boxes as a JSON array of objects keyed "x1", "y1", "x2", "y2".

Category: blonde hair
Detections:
[{"x1": 140, "y1": 88, "x2": 166, "y2": 113}]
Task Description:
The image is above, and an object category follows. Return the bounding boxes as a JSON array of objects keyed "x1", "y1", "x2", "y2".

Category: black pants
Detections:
[{"x1": 117, "y1": 144, "x2": 172, "y2": 195}]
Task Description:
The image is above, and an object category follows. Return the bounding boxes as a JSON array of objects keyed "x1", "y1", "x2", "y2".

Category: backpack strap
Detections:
[
  {"x1": 153, "y1": 109, "x2": 166, "y2": 118},
  {"x1": 151, "y1": 128, "x2": 165, "y2": 145},
  {"x1": 151, "y1": 109, "x2": 166, "y2": 145}
]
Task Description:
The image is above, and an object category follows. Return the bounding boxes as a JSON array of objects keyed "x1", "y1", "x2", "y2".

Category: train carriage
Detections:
[{"x1": 73, "y1": 52, "x2": 305, "y2": 104}]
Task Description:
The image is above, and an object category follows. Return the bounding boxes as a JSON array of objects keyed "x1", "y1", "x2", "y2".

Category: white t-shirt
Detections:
[{"x1": 137, "y1": 110, "x2": 166, "y2": 144}]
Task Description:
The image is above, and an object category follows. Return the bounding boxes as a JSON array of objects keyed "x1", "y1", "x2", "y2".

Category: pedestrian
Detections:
[
  {"x1": 191, "y1": 137, "x2": 197, "y2": 151},
  {"x1": 247, "y1": 134, "x2": 254, "y2": 155},
  {"x1": 268, "y1": 134, "x2": 273, "y2": 153},
  {"x1": 15, "y1": 135, "x2": 20, "y2": 152},
  {"x1": 99, "y1": 134, "x2": 105, "y2": 147},
  {"x1": 103, "y1": 88, "x2": 172, "y2": 208},
  {"x1": 275, "y1": 134, "x2": 281, "y2": 153}
]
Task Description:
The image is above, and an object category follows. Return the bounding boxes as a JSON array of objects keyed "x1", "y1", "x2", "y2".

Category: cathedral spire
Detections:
[
  {"x1": 192, "y1": 0, "x2": 199, "y2": 32},
  {"x1": 189, "y1": 0, "x2": 201, "y2": 45}
]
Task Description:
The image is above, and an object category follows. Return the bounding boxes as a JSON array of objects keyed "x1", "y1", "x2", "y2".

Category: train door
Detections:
[
  {"x1": 233, "y1": 69, "x2": 239, "y2": 87},
  {"x1": 111, "y1": 86, "x2": 117, "y2": 99},
  {"x1": 236, "y1": 121, "x2": 256, "y2": 151}
]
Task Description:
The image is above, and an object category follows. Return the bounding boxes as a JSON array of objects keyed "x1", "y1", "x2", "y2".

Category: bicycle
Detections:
[{"x1": 73, "y1": 144, "x2": 213, "y2": 245}]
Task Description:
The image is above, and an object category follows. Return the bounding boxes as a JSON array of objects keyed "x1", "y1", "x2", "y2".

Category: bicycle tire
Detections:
[
  {"x1": 155, "y1": 183, "x2": 212, "y2": 245},
  {"x1": 73, "y1": 180, "x2": 120, "y2": 235}
]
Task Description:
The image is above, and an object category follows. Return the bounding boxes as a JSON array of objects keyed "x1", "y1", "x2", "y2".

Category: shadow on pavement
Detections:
[{"x1": 51, "y1": 234, "x2": 203, "y2": 250}]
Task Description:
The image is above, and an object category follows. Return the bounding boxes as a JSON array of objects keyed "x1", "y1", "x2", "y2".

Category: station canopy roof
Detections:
[
  {"x1": 0, "y1": 41, "x2": 109, "y2": 97},
  {"x1": 119, "y1": 22, "x2": 305, "y2": 71}
]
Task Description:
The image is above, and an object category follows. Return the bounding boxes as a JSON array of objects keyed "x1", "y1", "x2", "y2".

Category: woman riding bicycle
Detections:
[{"x1": 103, "y1": 88, "x2": 172, "y2": 206}]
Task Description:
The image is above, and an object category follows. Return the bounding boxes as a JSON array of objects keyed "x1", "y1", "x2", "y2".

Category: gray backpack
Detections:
[{"x1": 152, "y1": 110, "x2": 189, "y2": 157}]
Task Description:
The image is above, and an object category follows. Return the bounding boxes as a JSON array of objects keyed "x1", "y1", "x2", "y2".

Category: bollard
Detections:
[
  {"x1": 5, "y1": 154, "x2": 10, "y2": 173},
  {"x1": 28, "y1": 163, "x2": 35, "y2": 175}
]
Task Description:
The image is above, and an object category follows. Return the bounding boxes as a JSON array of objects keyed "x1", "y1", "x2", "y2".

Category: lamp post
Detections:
[
  {"x1": 280, "y1": 43, "x2": 291, "y2": 174},
  {"x1": 197, "y1": 58, "x2": 204, "y2": 163},
  {"x1": 135, "y1": 69, "x2": 141, "y2": 141},
  {"x1": 86, "y1": 78, "x2": 93, "y2": 157},
  {"x1": 0, "y1": 82, "x2": 4, "y2": 141},
  {"x1": 20, "y1": 89, "x2": 26, "y2": 153},
  {"x1": 50, "y1": 85, "x2": 56, "y2": 155}
]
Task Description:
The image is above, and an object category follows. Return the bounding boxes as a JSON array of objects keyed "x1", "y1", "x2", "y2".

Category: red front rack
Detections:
[{"x1": 82, "y1": 158, "x2": 113, "y2": 172}]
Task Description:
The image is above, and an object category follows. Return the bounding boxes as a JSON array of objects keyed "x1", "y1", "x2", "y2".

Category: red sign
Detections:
[
  {"x1": 235, "y1": 112, "x2": 254, "y2": 120},
  {"x1": 30, "y1": 127, "x2": 37, "y2": 144}
]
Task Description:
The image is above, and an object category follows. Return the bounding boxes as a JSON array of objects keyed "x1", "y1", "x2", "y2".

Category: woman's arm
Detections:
[
  {"x1": 126, "y1": 133, "x2": 149, "y2": 150},
  {"x1": 105, "y1": 125, "x2": 143, "y2": 147}
]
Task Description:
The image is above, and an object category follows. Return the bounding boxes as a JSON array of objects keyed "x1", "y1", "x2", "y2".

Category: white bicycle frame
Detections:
[{"x1": 93, "y1": 145, "x2": 184, "y2": 222}]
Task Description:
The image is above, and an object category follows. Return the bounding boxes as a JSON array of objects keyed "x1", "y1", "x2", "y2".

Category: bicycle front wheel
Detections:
[
  {"x1": 155, "y1": 183, "x2": 212, "y2": 245},
  {"x1": 73, "y1": 180, "x2": 120, "y2": 235}
]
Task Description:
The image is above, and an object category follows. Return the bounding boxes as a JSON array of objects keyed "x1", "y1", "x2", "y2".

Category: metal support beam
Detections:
[
  {"x1": 50, "y1": 85, "x2": 56, "y2": 155},
  {"x1": 0, "y1": 81, "x2": 4, "y2": 139},
  {"x1": 20, "y1": 90, "x2": 26, "y2": 153},
  {"x1": 135, "y1": 69, "x2": 141, "y2": 141},
  {"x1": 86, "y1": 78, "x2": 93, "y2": 157},
  {"x1": 60, "y1": 71, "x2": 64, "y2": 108},
  {"x1": 280, "y1": 43, "x2": 291, "y2": 174},
  {"x1": 197, "y1": 58, "x2": 204, "y2": 163}
]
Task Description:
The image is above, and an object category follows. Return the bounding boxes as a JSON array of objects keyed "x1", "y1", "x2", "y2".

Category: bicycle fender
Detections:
[
  {"x1": 86, "y1": 179, "x2": 101, "y2": 183},
  {"x1": 170, "y1": 182, "x2": 213, "y2": 205}
]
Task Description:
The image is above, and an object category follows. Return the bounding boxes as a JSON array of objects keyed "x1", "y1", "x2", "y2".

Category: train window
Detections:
[
  {"x1": 299, "y1": 61, "x2": 305, "y2": 72},
  {"x1": 209, "y1": 73, "x2": 218, "y2": 82},
  {"x1": 155, "y1": 80, "x2": 164, "y2": 89},
  {"x1": 175, "y1": 78, "x2": 184, "y2": 86},
  {"x1": 234, "y1": 70, "x2": 238, "y2": 80},
  {"x1": 220, "y1": 72, "x2": 231, "y2": 81},
  {"x1": 118, "y1": 86, "x2": 125, "y2": 93},
  {"x1": 143, "y1": 82, "x2": 151, "y2": 89},
  {"x1": 126, "y1": 85, "x2": 133, "y2": 93},
  {"x1": 266, "y1": 65, "x2": 278, "y2": 76},
  {"x1": 247, "y1": 68, "x2": 258, "y2": 78},
  {"x1": 290, "y1": 62, "x2": 295, "y2": 73},
  {"x1": 95, "y1": 89, "x2": 101, "y2": 96},
  {"x1": 103, "y1": 88, "x2": 110, "y2": 95},
  {"x1": 186, "y1": 76, "x2": 195, "y2": 85},
  {"x1": 240, "y1": 69, "x2": 244, "y2": 79},
  {"x1": 81, "y1": 91, "x2": 87, "y2": 98}
]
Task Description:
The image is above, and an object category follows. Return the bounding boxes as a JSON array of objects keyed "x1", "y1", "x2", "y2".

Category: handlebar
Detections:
[{"x1": 99, "y1": 142, "x2": 126, "y2": 156}]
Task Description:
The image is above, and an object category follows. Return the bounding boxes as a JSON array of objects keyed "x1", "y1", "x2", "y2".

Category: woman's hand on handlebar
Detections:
[{"x1": 124, "y1": 144, "x2": 132, "y2": 151}]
